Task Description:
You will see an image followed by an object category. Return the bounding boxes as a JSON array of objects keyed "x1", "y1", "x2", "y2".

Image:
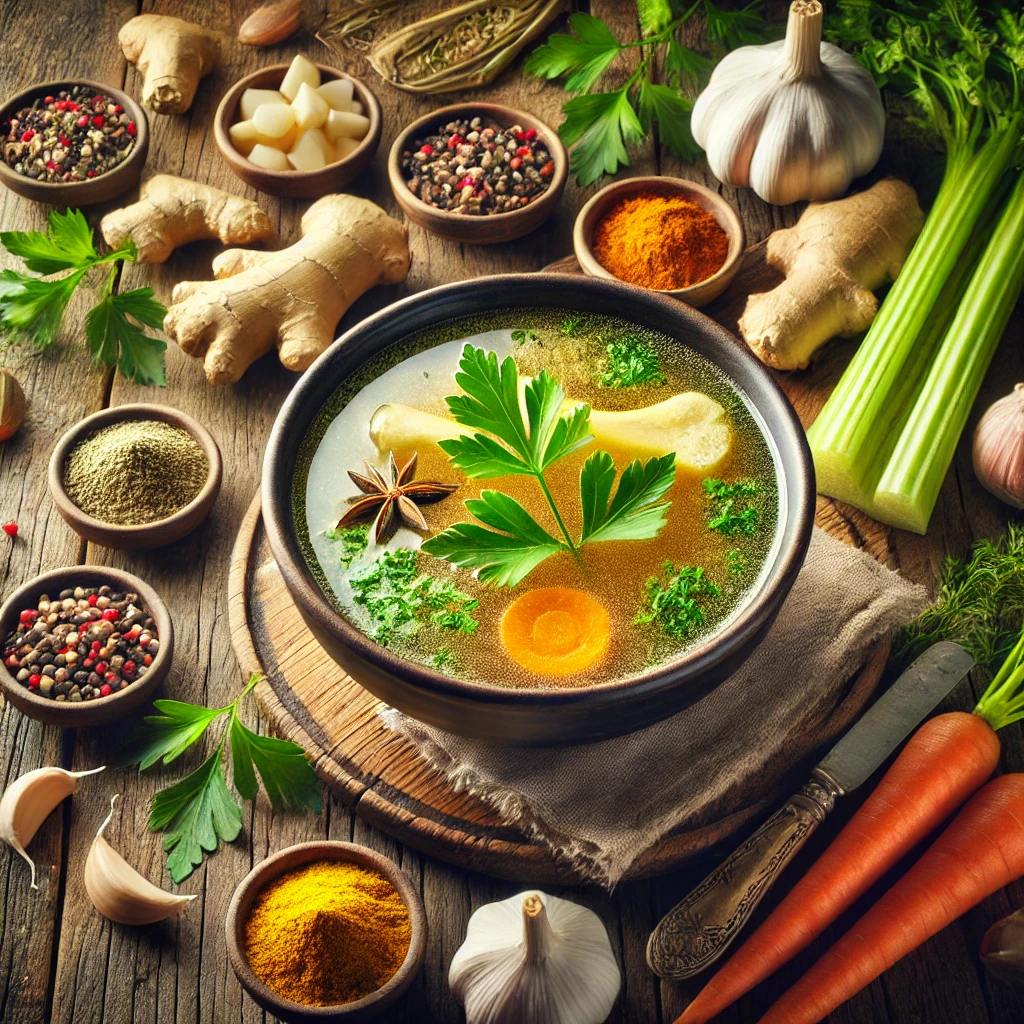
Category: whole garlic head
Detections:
[
  {"x1": 449, "y1": 891, "x2": 621, "y2": 1024},
  {"x1": 692, "y1": 0, "x2": 884, "y2": 206}
]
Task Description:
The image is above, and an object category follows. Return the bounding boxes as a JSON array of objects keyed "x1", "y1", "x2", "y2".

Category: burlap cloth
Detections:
[{"x1": 382, "y1": 528, "x2": 929, "y2": 886}]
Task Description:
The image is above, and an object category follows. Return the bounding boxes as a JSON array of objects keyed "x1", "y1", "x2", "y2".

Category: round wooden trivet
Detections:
[{"x1": 229, "y1": 494, "x2": 889, "y2": 884}]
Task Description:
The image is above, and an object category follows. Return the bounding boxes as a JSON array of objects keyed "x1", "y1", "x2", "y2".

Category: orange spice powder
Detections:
[{"x1": 592, "y1": 190, "x2": 729, "y2": 290}]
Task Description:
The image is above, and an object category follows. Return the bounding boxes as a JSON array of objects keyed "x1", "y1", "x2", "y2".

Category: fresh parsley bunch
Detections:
[
  {"x1": 0, "y1": 208, "x2": 167, "y2": 385},
  {"x1": 421, "y1": 344, "x2": 677, "y2": 587},
  {"x1": 121, "y1": 674, "x2": 322, "y2": 883},
  {"x1": 525, "y1": 0, "x2": 771, "y2": 185}
]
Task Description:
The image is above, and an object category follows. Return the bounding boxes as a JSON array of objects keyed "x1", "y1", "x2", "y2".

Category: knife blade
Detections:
[{"x1": 646, "y1": 641, "x2": 975, "y2": 981}]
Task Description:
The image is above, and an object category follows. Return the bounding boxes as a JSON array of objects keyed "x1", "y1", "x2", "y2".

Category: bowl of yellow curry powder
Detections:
[{"x1": 226, "y1": 841, "x2": 427, "y2": 1021}]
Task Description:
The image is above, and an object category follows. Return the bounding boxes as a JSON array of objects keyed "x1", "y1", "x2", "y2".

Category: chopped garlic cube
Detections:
[
  {"x1": 239, "y1": 88, "x2": 286, "y2": 122},
  {"x1": 248, "y1": 143, "x2": 290, "y2": 171},
  {"x1": 287, "y1": 129, "x2": 328, "y2": 171},
  {"x1": 324, "y1": 109, "x2": 369, "y2": 142},
  {"x1": 334, "y1": 136, "x2": 360, "y2": 161},
  {"x1": 280, "y1": 54, "x2": 320, "y2": 102},
  {"x1": 252, "y1": 102, "x2": 296, "y2": 139},
  {"x1": 291, "y1": 82, "x2": 329, "y2": 130},
  {"x1": 316, "y1": 78, "x2": 354, "y2": 112},
  {"x1": 350, "y1": 100, "x2": 364, "y2": 116}
]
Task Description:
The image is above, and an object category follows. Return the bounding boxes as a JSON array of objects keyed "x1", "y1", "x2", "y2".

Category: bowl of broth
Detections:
[{"x1": 263, "y1": 275, "x2": 814, "y2": 745}]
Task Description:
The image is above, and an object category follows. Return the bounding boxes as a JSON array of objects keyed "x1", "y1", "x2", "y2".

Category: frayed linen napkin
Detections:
[{"x1": 382, "y1": 528, "x2": 929, "y2": 887}]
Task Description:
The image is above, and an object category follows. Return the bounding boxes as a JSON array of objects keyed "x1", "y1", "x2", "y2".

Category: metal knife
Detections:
[{"x1": 646, "y1": 641, "x2": 975, "y2": 981}]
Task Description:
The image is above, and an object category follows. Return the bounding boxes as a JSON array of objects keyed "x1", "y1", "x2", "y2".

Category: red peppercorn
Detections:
[
  {"x1": 113, "y1": 105, "x2": 122, "y2": 115},
  {"x1": 101, "y1": 608, "x2": 119, "y2": 621},
  {"x1": 46, "y1": 160, "x2": 55, "y2": 170},
  {"x1": 418, "y1": 143, "x2": 433, "y2": 155},
  {"x1": 19, "y1": 609, "x2": 36, "y2": 624},
  {"x1": 66, "y1": 102, "x2": 79, "y2": 111},
  {"x1": 44, "y1": 95, "x2": 54, "y2": 104},
  {"x1": 516, "y1": 146, "x2": 530, "y2": 157},
  {"x1": 143, "y1": 654, "x2": 153, "y2": 667},
  {"x1": 139, "y1": 634, "x2": 151, "y2": 648},
  {"x1": 104, "y1": 671, "x2": 117, "y2": 683},
  {"x1": 539, "y1": 160, "x2": 554, "y2": 178},
  {"x1": 19, "y1": 130, "x2": 33, "y2": 143},
  {"x1": 509, "y1": 157, "x2": 522, "y2": 170},
  {"x1": 92, "y1": 115, "x2": 104, "y2": 127},
  {"x1": 28, "y1": 674, "x2": 41, "y2": 688},
  {"x1": 94, "y1": 661, "x2": 109, "y2": 674},
  {"x1": 2, "y1": 521, "x2": 17, "y2": 538},
  {"x1": 59, "y1": 136, "x2": 69, "y2": 146},
  {"x1": 126, "y1": 121, "x2": 136, "y2": 137},
  {"x1": 5, "y1": 654, "x2": 19, "y2": 668},
  {"x1": 54, "y1": 100, "x2": 66, "y2": 111},
  {"x1": 123, "y1": 661, "x2": 136, "y2": 674},
  {"x1": 83, "y1": 659, "x2": 94, "y2": 669},
  {"x1": 99, "y1": 684, "x2": 111, "y2": 697},
  {"x1": 76, "y1": 114, "x2": 89, "y2": 127},
  {"x1": 91, "y1": 640, "x2": 101, "y2": 650},
  {"x1": 456, "y1": 175, "x2": 474, "y2": 190},
  {"x1": 87, "y1": 594, "x2": 98, "y2": 606},
  {"x1": 525, "y1": 128, "x2": 537, "y2": 140},
  {"x1": 92, "y1": 96, "x2": 104, "y2": 107},
  {"x1": 87, "y1": 171, "x2": 96, "y2": 178},
  {"x1": 514, "y1": 130, "x2": 526, "y2": 141},
  {"x1": 447, "y1": 134, "x2": 463, "y2": 149}
]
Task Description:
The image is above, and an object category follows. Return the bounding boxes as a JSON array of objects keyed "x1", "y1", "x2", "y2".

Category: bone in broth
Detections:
[{"x1": 295, "y1": 309, "x2": 779, "y2": 690}]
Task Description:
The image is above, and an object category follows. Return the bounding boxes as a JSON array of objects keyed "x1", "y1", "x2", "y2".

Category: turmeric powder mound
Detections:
[
  {"x1": 243, "y1": 859, "x2": 412, "y2": 1007},
  {"x1": 592, "y1": 191, "x2": 729, "y2": 290}
]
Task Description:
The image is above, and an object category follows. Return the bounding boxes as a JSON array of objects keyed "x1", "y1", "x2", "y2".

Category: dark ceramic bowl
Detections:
[
  {"x1": 0, "y1": 565, "x2": 173, "y2": 727},
  {"x1": 225, "y1": 841, "x2": 427, "y2": 1022},
  {"x1": 262, "y1": 275, "x2": 815, "y2": 745},
  {"x1": 215, "y1": 64, "x2": 381, "y2": 199},
  {"x1": 48, "y1": 403, "x2": 222, "y2": 551},
  {"x1": 0, "y1": 78, "x2": 148, "y2": 205},
  {"x1": 388, "y1": 102, "x2": 568, "y2": 244}
]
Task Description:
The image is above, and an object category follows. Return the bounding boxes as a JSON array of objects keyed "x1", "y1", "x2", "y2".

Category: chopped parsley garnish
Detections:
[
  {"x1": 635, "y1": 562, "x2": 720, "y2": 639},
  {"x1": 511, "y1": 328, "x2": 538, "y2": 346},
  {"x1": 703, "y1": 477, "x2": 761, "y2": 536},
  {"x1": 726, "y1": 548, "x2": 746, "y2": 575},
  {"x1": 598, "y1": 335, "x2": 666, "y2": 388},
  {"x1": 560, "y1": 314, "x2": 584, "y2": 336},
  {"x1": 349, "y1": 548, "x2": 479, "y2": 643},
  {"x1": 326, "y1": 522, "x2": 370, "y2": 568},
  {"x1": 432, "y1": 649, "x2": 459, "y2": 671},
  {"x1": 421, "y1": 345, "x2": 676, "y2": 587}
]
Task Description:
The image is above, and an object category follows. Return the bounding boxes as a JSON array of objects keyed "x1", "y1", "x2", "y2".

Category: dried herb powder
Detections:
[{"x1": 64, "y1": 420, "x2": 208, "y2": 526}]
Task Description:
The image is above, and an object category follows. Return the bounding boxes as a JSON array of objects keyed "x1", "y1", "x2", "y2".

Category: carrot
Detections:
[
  {"x1": 500, "y1": 588, "x2": 610, "y2": 675},
  {"x1": 676, "y1": 710, "x2": 1001, "y2": 1024},
  {"x1": 757, "y1": 773, "x2": 1024, "y2": 1024}
]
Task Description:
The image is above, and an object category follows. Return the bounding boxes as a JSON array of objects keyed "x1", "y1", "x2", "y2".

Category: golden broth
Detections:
[{"x1": 296, "y1": 310, "x2": 778, "y2": 690}]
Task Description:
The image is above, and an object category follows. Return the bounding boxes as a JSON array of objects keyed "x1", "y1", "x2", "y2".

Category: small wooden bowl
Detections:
[
  {"x1": 48, "y1": 404, "x2": 222, "y2": 551},
  {"x1": 574, "y1": 176, "x2": 745, "y2": 307},
  {"x1": 215, "y1": 64, "x2": 381, "y2": 199},
  {"x1": 388, "y1": 102, "x2": 568, "y2": 245},
  {"x1": 0, "y1": 565, "x2": 173, "y2": 727},
  {"x1": 226, "y1": 841, "x2": 427, "y2": 1022},
  {"x1": 0, "y1": 79, "x2": 148, "y2": 206}
]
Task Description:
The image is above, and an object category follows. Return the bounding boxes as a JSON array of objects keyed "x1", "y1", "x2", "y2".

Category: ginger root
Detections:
[
  {"x1": 737, "y1": 179, "x2": 924, "y2": 370},
  {"x1": 119, "y1": 15, "x2": 220, "y2": 115},
  {"x1": 164, "y1": 194, "x2": 410, "y2": 384},
  {"x1": 100, "y1": 175, "x2": 273, "y2": 263}
]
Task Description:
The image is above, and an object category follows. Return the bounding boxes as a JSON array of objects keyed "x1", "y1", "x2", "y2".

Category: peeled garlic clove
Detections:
[
  {"x1": 0, "y1": 765, "x2": 105, "y2": 889},
  {"x1": 973, "y1": 383, "x2": 1024, "y2": 510},
  {"x1": 85, "y1": 795, "x2": 195, "y2": 926},
  {"x1": 981, "y1": 907, "x2": 1024, "y2": 985}
]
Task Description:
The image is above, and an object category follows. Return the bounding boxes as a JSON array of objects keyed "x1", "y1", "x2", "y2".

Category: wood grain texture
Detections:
[{"x1": 0, "y1": 1, "x2": 1021, "y2": 1023}]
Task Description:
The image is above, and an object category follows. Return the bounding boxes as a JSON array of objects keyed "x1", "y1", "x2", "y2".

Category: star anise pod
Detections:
[{"x1": 339, "y1": 451, "x2": 458, "y2": 543}]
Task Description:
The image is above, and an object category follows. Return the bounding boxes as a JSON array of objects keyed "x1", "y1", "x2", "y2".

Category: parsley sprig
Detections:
[
  {"x1": 121, "y1": 674, "x2": 322, "y2": 883},
  {"x1": 0, "y1": 208, "x2": 167, "y2": 385},
  {"x1": 525, "y1": 2, "x2": 771, "y2": 185},
  {"x1": 421, "y1": 345, "x2": 676, "y2": 587}
]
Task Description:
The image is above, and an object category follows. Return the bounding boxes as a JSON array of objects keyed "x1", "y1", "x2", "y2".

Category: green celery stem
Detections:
[{"x1": 873, "y1": 170, "x2": 1024, "y2": 533}]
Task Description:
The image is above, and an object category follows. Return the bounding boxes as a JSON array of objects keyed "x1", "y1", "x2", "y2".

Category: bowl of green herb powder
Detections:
[{"x1": 48, "y1": 404, "x2": 222, "y2": 550}]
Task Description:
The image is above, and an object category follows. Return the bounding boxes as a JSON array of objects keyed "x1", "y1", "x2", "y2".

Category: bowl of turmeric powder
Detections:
[
  {"x1": 573, "y1": 176, "x2": 745, "y2": 308},
  {"x1": 225, "y1": 841, "x2": 427, "y2": 1021}
]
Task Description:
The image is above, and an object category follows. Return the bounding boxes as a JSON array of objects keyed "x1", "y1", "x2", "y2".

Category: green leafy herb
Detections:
[
  {"x1": 636, "y1": 562, "x2": 720, "y2": 639},
  {"x1": 326, "y1": 522, "x2": 370, "y2": 568},
  {"x1": 0, "y1": 208, "x2": 167, "y2": 385},
  {"x1": 726, "y1": 548, "x2": 746, "y2": 575},
  {"x1": 349, "y1": 548, "x2": 480, "y2": 641},
  {"x1": 598, "y1": 335, "x2": 666, "y2": 388},
  {"x1": 559, "y1": 314, "x2": 585, "y2": 336},
  {"x1": 894, "y1": 526, "x2": 1024, "y2": 674},
  {"x1": 432, "y1": 649, "x2": 459, "y2": 671},
  {"x1": 122, "y1": 674, "x2": 322, "y2": 883},
  {"x1": 703, "y1": 477, "x2": 761, "y2": 536},
  {"x1": 511, "y1": 328, "x2": 538, "y2": 346},
  {"x1": 422, "y1": 345, "x2": 675, "y2": 586},
  {"x1": 525, "y1": 4, "x2": 772, "y2": 185}
]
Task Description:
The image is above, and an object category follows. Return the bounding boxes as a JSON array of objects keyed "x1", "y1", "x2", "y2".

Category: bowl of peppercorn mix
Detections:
[
  {"x1": 48, "y1": 403, "x2": 222, "y2": 551},
  {"x1": 388, "y1": 102, "x2": 567, "y2": 244},
  {"x1": 0, "y1": 565, "x2": 173, "y2": 727},
  {"x1": 0, "y1": 79, "x2": 147, "y2": 205}
]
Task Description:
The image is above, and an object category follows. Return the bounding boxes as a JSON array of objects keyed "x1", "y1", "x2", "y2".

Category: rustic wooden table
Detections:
[{"x1": 1, "y1": 2, "x2": 1022, "y2": 1023}]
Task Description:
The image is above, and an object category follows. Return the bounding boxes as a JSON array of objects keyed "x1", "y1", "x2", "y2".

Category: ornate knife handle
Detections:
[{"x1": 646, "y1": 768, "x2": 843, "y2": 980}]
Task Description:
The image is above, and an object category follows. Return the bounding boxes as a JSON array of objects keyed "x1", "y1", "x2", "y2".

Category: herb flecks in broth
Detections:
[
  {"x1": 325, "y1": 522, "x2": 370, "y2": 569},
  {"x1": 636, "y1": 563, "x2": 721, "y2": 640},
  {"x1": 703, "y1": 477, "x2": 762, "y2": 537},
  {"x1": 598, "y1": 335, "x2": 667, "y2": 389},
  {"x1": 421, "y1": 345, "x2": 676, "y2": 587}
]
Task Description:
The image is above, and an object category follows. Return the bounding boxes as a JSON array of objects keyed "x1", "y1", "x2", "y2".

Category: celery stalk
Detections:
[{"x1": 871, "y1": 171, "x2": 1024, "y2": 532}]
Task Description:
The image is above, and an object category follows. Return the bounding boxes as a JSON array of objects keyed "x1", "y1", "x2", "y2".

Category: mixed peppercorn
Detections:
[
  {"x1": 400, "y1": 116, "x2": 554, "y2": 215},
  {"x1": 3, "y1": 584, "x2": 159, "y2": 702},
  {"x1": 2, "y1": 86, "x2": 137, "y2": 183}
]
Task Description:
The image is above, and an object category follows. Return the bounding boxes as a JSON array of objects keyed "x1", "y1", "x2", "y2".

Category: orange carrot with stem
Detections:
[
  {"x1": 678, "y1": 625, "x2": 1024, "y2": 1024},
  {"x1": 757, "y1": 773, "x2": 1024, "y2": 1024}
]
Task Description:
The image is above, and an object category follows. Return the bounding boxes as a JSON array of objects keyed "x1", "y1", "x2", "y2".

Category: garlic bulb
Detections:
[
  {"x1": 973, "y1": 384, "x2": 1024, "y2": 509},
  {"x1": 85, "y1": 795, "x2": 195, "y2": 925},
  {"x1": 691, "y1": 0, "x2": 885, "y2": 205},
  {"x1": 981, "y1": 906, "x2": 1024, "y2": 985},
  {"x1": 449, "y1": 890, "x2": 621, "y2": 1024},
  {"x1": 0, "y1": 765, "x2": 105, "y2": 889}
]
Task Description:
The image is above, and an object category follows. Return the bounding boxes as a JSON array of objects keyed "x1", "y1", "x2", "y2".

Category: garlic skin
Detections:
[
  {"x1": 449, "y1": 890, "x2": 621, "y2": 1024},
  {"x1": 973, "y1": 384, "x2": 1024, "y2": 509},
  {"x1": 691, "y1": 0, "x2": 884, "y2": 206},
  {"x1": 0, "y1": 765, "x2": 105, "y2": 889},
  {"x1": 85, "y1": 795, "x2": 195, "y2": 926},
  {"x1": 981, "y1": 906, "x2": 1024, "y2": 986}
]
